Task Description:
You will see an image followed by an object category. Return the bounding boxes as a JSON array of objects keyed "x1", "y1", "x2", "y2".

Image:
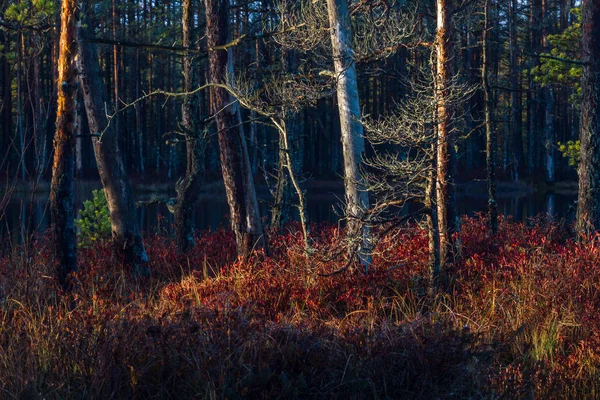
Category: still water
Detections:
[{"x1": 0, "y1": 181, "x2": 577, "y2": 249}]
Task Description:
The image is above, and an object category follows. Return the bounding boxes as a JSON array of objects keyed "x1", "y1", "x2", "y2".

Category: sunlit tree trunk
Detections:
[
  {"x1": 576, "y1": 0, "x2": 600, "y2": 234},
  {"x1": 50, "y1": 0, "x2": 79, "y2": 288},
  {"x1": 174, "y1": 0, "x2": 205, "y2": 254},
  {"x1": 435, "y1": 0, "x2": 458, "y2": 269},
  {"x1": 77, "y1": 11, "x2": 149, "y2": 275},
  {"x1": 326, "y1": 0, "x2": 371, "y2": 266},
  {"x1": 205, "y1": 0, "x2": 265, "y2": 259}
]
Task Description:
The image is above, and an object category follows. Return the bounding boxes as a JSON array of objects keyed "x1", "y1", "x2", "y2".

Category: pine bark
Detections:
[
  {"x1": 435, "y1": 0, "x2": 458, "y2": 269},
  {"x1": 50, "y1": 0, "x2": 79, "y2": 288},
  {"x1": 483, "y1": 0, "x2": 498, "y2": 234},
  {"x1": 175, "y1": 0, "x2": 205, "y2": 254},
  {"x1": 326, "y1": 0, "x2": 371, "y2": 266},
  {"x1": 204, "y1": 0, "x2": 265, "y2": 259},
  {"x1": 509, "y1": 0, "x2": 523, "y2": 181},
  {"x1": 76, "y1": 16, "x2": 149, "y2": 275},
  {"x1": 576, "y1": 0, "x2": 600, "y2": 234},
  {"x1": 0, "y1": 29, "x2": 12, "y2": 152}
]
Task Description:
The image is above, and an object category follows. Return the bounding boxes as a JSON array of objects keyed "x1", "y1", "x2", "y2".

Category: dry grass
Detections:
[{"x1": 1, "y1": 217, "x2": 599, "y2": 399}]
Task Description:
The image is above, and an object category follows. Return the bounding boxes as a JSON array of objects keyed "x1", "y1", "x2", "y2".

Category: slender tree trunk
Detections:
[
  {"x1": 50, "y1": 0, "x2": 79, "y2": 288},
  {"x1": 544, "y1": 88, "x2": 555, "y2": 182},
  {"x1": 204, "y1": 0, "x2": 265, "y2": 259},
  {"x1": 0, "y1": 29, "x2": 12, "y2": 153},
  {"x1": 576, "y1": 0, "x2": 600, "y2": 234},
  {"x1": 271, "y1": 49, "x2": 296, "y2": 230},
  {"x1": 483, "y1": 0, "x2": 498, "y2": 234},
  {"x1": 175, "y1": 0, "x2": 205, "y2": 254},
  {"x1": 271, "y1": 132, "x2": 292, "y2": 229},
  {"x1": 426, "y1": 138, "x2": 440, "y2": 290},
  {"x1": 326, "y1": 0, "x2": 371, "y2": 267},
  {"x1": 509, "y1": 0, "x2": 523, "y2": 181},
  {"x1": 31, "y1": 33, "x2": 47, "y2": 181},
  {"x1": 76, "y1": 16, "x2": 149, "y2": 275},
  {"x1": 17, "y1": 32, "x2": 25, "y2": 181},
  {"x1": 435, "y1": 0, "x2": 458, "y2": 269}
]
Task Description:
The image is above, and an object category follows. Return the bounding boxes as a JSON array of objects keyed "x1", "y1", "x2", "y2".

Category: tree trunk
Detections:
[
  {"x1": 483, "y1": 0, "x2": 498, "y2": 234},
  {"x1": 32, "y1": 33, "x2": 47, "y2": 181},
  {"x1": 326, "y1": 0, "x2": 371, "y2": 267},
  {"x1": 0, "y1": 29, "x2": 12, "y2": 154},
  {"x1": 271, "y1": 49, "x2": 296, "y2": 230},
  {"x1": 50, "y1": 0, "x2": 79, "y2": 288},
  {"x1": 426, "y1": 138, "x2": 440, "y2": 290},
  {"x1": 576, "y1": 0, "x2": 600, "y2": 234},
  {"x1": 544, "y1": 89, "x2": 555, "y2": 182},
  {"x1": 204, "y1": 0, "x2": 265, "y2": 259},
  {"x1": 509, "y1": 0, "x2": 523, "y2": 181},
  {"x1": 435, "y1": 0, "x2": 458, "y2": 269},
  {"x1": 17, "y1": 32, "x2": 25, "y2": 180},
  {"x1": 76, "y1": 16, "x2": 149, "y2": 275},
  {"x1": 175, "y1": 0, "x2": 205, "y2": 254}
]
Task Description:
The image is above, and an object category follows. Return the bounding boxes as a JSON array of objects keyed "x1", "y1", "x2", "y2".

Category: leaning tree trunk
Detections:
[
  {"x1": 174, "y1": 0, "x2": 205, "y2": 254},
  {"x1": 326, "y1": 0, "x2": 371, "y2": 267},
  {"x1": 50, "y1": 0, "x2": 78, "y2": 289},
  {"x1": 76, "y1": 15, "x2": 149, "y2": 275},
  {"x1": 576, "y1": 0, "x2": 600, "y2": 234},
  {"x1": 435, "y1": 0, "x2": 459, "y2": 269},
  {"x1": 483, "y1": 0, "x2": 498, "y2": 234},
  {"x1": 205, "y1": 0, "x2": 265, "y2": 259}
]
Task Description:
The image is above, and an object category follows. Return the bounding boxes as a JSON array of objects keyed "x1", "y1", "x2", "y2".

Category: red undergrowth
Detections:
[{"x1": 1, "y1": 216, "x2": 599, "y2": 398}]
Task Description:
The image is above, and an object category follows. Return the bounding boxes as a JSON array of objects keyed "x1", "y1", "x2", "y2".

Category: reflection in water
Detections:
[{"x1": 1, "y1": 185, "x2": 577, "y2": 250}]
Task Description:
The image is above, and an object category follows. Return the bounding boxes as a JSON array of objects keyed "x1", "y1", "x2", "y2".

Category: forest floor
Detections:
[{"x1": 1, "y1": 216, "x2": 599, "y2": 399}]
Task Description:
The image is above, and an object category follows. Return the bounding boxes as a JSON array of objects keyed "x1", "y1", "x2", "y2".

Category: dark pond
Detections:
[{"x1": 0, "y1": 180, "x2": 577, "y2": 249}]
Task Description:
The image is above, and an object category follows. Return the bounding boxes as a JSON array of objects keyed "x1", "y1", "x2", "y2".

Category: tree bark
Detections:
[
  {"x1": 509, "y1": 0, "x2": 523, "y2": 181},
  {"x1": 326, "y1": 0, "x2": 371, "y2": 266},
  {"x1": 175, "y1": 0, "x2": 205, "y2": 254},
  {"x1": 576, "y1": 0, "x2": 600, "y2": 234},
  {"x1": 544, "y1": 88, "x2": 555, "y2": 182},
  {"x1": 483, "y1": 0, "x2": 498, "y2": 234},
  {"x1": 31, "y1": 33, "x2": 47, "y2": 181},
  {"x1": 76, "y1": 11, "x2": 149, "y2": 275},
  {"x1": 435, "y1": 0, "x2": 458, "y2": 269},
  {"x1": 50, "y1": 0, "x2": 79, "y2": 288},
  {"x1": 0, "y1": 28, "x2": 12, "y2": 154},
  {"x1": 204, "y1": 0, "x2": 265, "y2": 259}
]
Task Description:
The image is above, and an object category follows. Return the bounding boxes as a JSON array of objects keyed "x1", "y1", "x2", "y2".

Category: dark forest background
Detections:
[{"x1": 0, "y1": 0, "x2": 582, "y2": 185}]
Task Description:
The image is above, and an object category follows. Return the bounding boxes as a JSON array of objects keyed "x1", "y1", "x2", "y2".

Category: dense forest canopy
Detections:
[{"x1": 0, "y1": 0, "x2": 585, "y2": 184}]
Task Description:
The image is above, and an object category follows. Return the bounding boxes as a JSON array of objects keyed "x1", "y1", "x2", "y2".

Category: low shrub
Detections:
[{"x1": 1, "y1": 217, "x2": 599, "y2": 398}]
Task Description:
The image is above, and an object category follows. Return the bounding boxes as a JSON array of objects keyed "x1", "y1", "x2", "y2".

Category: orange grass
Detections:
[{"x1": 1, "y1": 217, "x2": 600, "y2": 399}]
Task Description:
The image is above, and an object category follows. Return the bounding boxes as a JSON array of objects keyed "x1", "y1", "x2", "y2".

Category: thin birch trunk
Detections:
[{"x1": 326, "y1": 0, "x2": 371, "y2": 267}]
